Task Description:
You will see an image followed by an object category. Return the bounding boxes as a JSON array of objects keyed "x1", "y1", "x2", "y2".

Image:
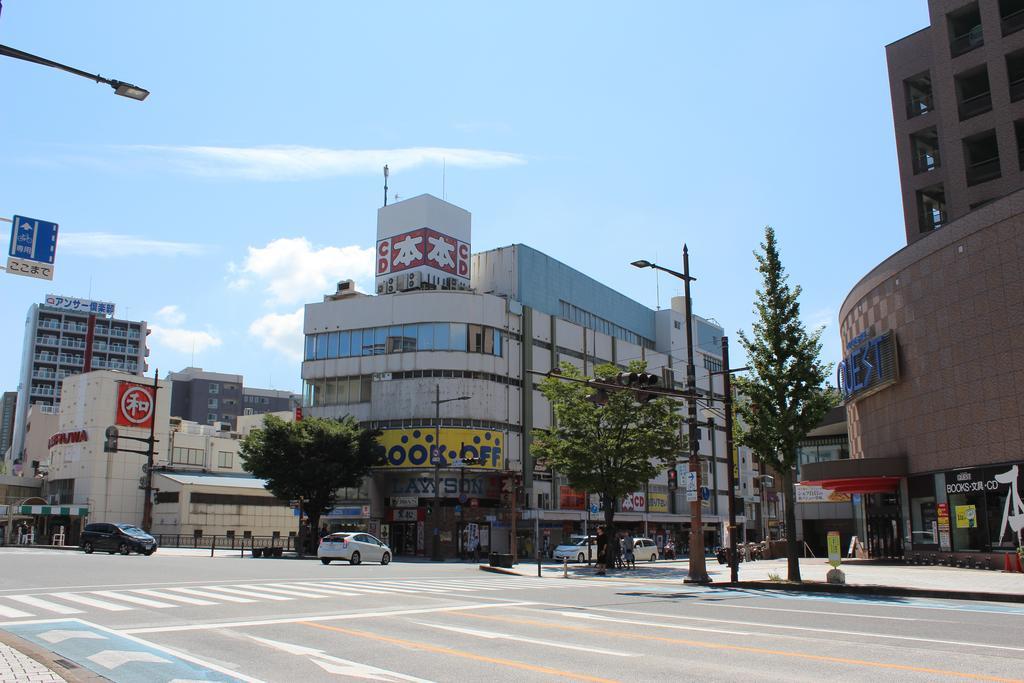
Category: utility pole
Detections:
[
  {"x1": 722, "y1": 336, "x2": 740, "y2": 583},
  {"x1": 682, "y1": 245, "x2": 710, "y2": 583},
  {"x1": 140, "y1": 370, "x2": 159, "y2": 531}
]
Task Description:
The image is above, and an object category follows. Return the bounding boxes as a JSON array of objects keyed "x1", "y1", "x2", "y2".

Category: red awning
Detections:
[{"x1": 801, "y1": 477, "x2": 900, "y2": 494}]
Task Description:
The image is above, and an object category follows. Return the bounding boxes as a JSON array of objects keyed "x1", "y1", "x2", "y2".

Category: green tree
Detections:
[
  {"x1": 239, "y1": 415, "x2": 382, "y2": 553},
  {"x1": 733, "y1": 226, "x2": 838, "y2": 581},
  {"x1": 532, "y1": 361, "x2": 680, "y2": 568}
]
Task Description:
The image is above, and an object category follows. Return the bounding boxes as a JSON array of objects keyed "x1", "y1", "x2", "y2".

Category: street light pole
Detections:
[
  {"x1": 721, "y1": 336, "x2": 739, "y2": 583},
  {"x1": 0, "y1": 43, "x2": 149, "y2": 100},
  {"x1": 430, "y1": 384, "x2": 471, "y2": 562}
]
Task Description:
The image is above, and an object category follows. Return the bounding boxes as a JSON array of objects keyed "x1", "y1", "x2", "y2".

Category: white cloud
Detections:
[
  {"x1": 125, "y1": 144, "x2": 526, "y2": 181},
  {"x1": 149, "y1": 325, "x2": 223, "y2": 354},
  {"x1": 60, "y1": 232, "x2": 205, "y2": 258},
  {"x1": 233, "y1": 237, "x2": 374, "y2": 307},
  {"x1": 155, "y1": 305, "x2": 186, "y2": 326},
  {"x1": 249, "y1": 308, "x2": 304, "y2": 362}
]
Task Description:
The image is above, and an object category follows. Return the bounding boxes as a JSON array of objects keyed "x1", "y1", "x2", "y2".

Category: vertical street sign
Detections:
[
  {"x1": 827, "y1": 530, "x2": 842, "y2": 567},
  {"x1": 685, "y1": 470, "x2": 698, "y2": 503},
  {"x1": 6, "y1": 215, "x2": 59, "y2": 280}
]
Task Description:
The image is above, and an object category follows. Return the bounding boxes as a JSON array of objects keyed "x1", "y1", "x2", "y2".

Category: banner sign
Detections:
[
  {"x1": 48, "y1": 429, "x2": 88, "y2": 450},
  {"x1": 559, "y1": 486, "x2": 586, "y2": 510},
  {"x1": 795, "y1": 485, "x2": 852, "y2": 503},
  {"x1": 838, "y1": 329, "x2": 899, "y2": 401},
  {"x1": 648, "y1": 492, "x2": 669, "y2": 513},
  {"x1": 45, "y1": 294, "x2": 115, "y2": 316},
  {"x1": 376, "y1": 428, "x2": 504, "y2": 469},
  {"x1": 116, "y1": 382, "x2": 155, "y2": 429}
]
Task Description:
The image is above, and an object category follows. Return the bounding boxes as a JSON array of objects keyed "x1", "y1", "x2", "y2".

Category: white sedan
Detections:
[{"x1": 318, "y1": 532, "x2": 392, "y2": 566}]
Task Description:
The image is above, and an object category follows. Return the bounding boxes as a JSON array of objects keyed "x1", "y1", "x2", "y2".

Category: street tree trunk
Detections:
[
  {"x1": 603, "y1": 495, "x2": 617, "y2": 568},
  {"x1": 782, "y1": 468, "x2": 801, "y2": 582}
]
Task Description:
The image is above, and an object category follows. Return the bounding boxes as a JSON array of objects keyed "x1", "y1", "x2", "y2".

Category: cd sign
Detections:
[{"x1": 116, "y1": 382, "x2": 155, "y2": 428}]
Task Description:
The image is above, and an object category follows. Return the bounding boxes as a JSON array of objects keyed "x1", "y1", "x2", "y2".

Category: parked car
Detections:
[
  {"x1": 319, "y1": 532, "x2": 391, "y2": 565},
  {"x1": 553, "y1": 536, "x2": 596, "y2": 563},
  {"x1": 632, "y1": 537, "x2": 659, "y2": 562},
  {"x1": 80, "y1": 523, "x2": 157, "y2": 556}
]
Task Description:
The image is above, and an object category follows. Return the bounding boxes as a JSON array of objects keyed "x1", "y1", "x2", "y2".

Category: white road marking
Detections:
[
  {"x1": 402, "y1": 581, "x2": 493, "y2": 592},
  {"x1": 249, "y1": 635, "x2": 434, "y2": 682},
  {"x1": 311, "y1": 581, "x2": 390, "y2": 594},
  {"x1": 0, "y1": 604, "x2": 34, "y2": 618},
  {"x1": 123, "y1": 601, "x2": 537, "y2": 634},
  {"x1": 166, "y1": 587, "x2": 255, "y2": 603},
  {"x1": 37, "y1": 629, "x2": 107, "y2": 644},
  {"x1": 92, "y1": 591, "x2": 176, "y2": 609},
  {"x1": 87, "y1": 649, "x2": 172, "y2": 669},
  {"x1": 554, "y1": 610, "x2": 752, "y2": 636},
  {"x1": 417, "y1": 621, "x2": 636, "y2": 657},
  {"x1": 338, "y1": 582, "x2": 419, "y2": 594},
  {"x1": 270, "y1": 583, "x2": 361, "y2": 597},
  {"x1": 51, "y1": 592, "x2": 133, "y2": 612},
  {"x1": 369, "y1": 582, "x2": 456, "y2": 594},
  {"x1": 199, "y1": 585, "x2": 292, "y2": 601},
  {"x1": 7, "y1": 595, "x2": 83, "y2": 615},
  {"x1": 695, "y1": 602, "x2": 926, "y2": 621},
  {"x1": 233, "y1": 584, "x2": 329, "y2": 599},
  {"x1": 131, "y1": 589, "x2": 218, "y2": 606},
  {"x1": 565, "y1": 605, "x2": 1024, "y2": 653}
]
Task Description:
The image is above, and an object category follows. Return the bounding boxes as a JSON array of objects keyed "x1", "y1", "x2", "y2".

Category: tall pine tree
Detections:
[{"x1": 734, "y1": 226, "x2": 837, "y2": 582}]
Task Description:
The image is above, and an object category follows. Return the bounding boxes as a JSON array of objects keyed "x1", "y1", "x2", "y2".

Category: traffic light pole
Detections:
[
  {"x1": 722, "y1": 337, "x2": 739, "y2": 583},
  {"x1": 141, "y1": 370, "x2": 159, "y2": 532}
]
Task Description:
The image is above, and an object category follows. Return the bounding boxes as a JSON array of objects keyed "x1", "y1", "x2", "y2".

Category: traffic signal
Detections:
[
  {"x1": 667, "y1": 467, "x2": 678, "y2": 491},
  {"x1": 103, "y1": 426, "x2": 119, "y2": 453},
  {"x1": 615, "y1": 372, "x2": 659, "y2": 402},
  {"x1": 586, "y1": 379, "x2": 609, "y2": 406}
]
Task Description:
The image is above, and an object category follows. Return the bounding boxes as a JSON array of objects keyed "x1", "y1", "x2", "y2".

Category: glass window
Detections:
[
  {"x1": 450, "y1": 323, "x2": 467, "y2": 351},
  {"x1": 338, "y1": 330, "x2": 351, "y2": 357},
  {"x1": 312, "y1": 379, "x2": 326, "y2": 406},
  {"x1": 361, "y1": 376, "x2": 372, "y2": 402},
  {"x1": 374, "y1": 327, "x2": 387, "y2": 355},
  {"x1": 417, "y1": 323, "x2": 434, "y2": 350},
  {"x1": 401, "y1": 324, "x2": 417, "y2": 352},
  {"x1": 337, "y1": 377, "x2": 351, "y2": 404},
  {"x1": 361, "y1": 329, "x2": 374, "y2": 356},
  {"x1": 494, "y1": 331, "x2": 502, "y2": 357},
  {"x1": 468, "y1": 325, "x2": 484, "y2": 353},
  {"x1": 316, "y1": 333, "x2": 328, "y2": 360},
  {"x1": 433, "y1": 322, "x2": 449, "y2": 350},
  {"x1": 324, "y1": 378, "x2": 337, "y2": 405},
  {"x1": 483, "y1": 328, "x2": 494, "y2": 354},
  {"x1": 327, "y1": 332, "x2": 339, "y2": 358}
]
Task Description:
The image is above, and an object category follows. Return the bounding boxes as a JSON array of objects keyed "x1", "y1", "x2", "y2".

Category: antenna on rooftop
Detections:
[{"x1": 383, "y1": 164, "x2": 389, "y2": 207}]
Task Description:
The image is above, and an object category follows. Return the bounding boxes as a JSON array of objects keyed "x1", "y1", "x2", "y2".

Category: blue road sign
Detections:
[
  {"x1": 9, "y1": 215, "x2": 59, "y2": 264},
  {"x1": 700, "y1": 486, "x2": 711, "y2": 501}
]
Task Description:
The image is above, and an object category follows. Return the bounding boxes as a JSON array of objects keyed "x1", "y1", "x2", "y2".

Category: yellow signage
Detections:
[
  {"x1": 648, "y1": 492, "x2": 669, "y2": 513},
  {"x1": 955, "y1": 504, "x2": 977, "y2": 529},
  {"x1": 827, "y1": 530, "x2": 842, "y2": 567},
  {"x1": 377, "y1": 428, "x2": 505, "y2": 469}
]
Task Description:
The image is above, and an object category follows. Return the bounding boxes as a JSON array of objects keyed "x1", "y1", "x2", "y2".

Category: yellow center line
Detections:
[
  {"x1": 450, "y1": 611, "x2": 1023, "y2": 683},
  {"x1": 297, "y1": 621, "x2": 619, "y2": 683}
]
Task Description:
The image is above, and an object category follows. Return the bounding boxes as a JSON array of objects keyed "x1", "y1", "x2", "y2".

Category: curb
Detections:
[
  {"x1": 0, "y1": 630, "x2": 105, "y2": 682},
  {"x1": 478, "y1": 564, "x2": 521, "y2": 576},
  {"x1": 726, "y1": 580, "x2": 1024, "y2": 604}
]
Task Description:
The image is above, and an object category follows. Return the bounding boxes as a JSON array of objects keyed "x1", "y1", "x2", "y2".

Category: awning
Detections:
[
  {"x1": 800, "y1": 455, "x2": 907, "y2": 494},
  {"x1": 18, "y1": 505, "x2": 89, "y2": 516}
]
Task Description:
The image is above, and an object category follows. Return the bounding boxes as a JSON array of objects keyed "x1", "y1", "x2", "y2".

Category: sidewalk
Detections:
[
  {"x1": 484, "y1": 556, "x2": 1024, "y2": 602},
  {"x1": 0, "y1": 630, "x2": 96, "y2": 683}
]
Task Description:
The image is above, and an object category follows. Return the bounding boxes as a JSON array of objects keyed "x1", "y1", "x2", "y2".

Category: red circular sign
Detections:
[{"x1": 120, "y1": 386, "x2": 154, "y2": 425}]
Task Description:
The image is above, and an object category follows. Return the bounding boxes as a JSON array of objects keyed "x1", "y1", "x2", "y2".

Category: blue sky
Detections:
[{"x1": 1, "y1": 2, "x2": 928, "y2": 394}]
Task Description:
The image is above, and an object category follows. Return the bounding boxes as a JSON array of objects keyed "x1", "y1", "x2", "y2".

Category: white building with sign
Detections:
[{"x1": 303, "y1": 194, "x2": 730, "y2": 559}]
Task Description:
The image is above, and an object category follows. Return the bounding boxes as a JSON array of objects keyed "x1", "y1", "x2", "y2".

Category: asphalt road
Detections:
[{"x1": 0, "y1": 547, "x2": 1022, "y2": 682}]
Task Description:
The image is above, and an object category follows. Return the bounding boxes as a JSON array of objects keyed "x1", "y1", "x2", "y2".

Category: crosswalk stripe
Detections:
[
  {"x1": 7, "y1": 595, "x2": 83, "y2": 615},
  {"x1": 234, "y1": 584, "x2": 328, "y2": 599},
  {"x1": 92, "y1": 591, "x2": 176, "y2": 608},
  {"x1": 317, "y1": 582, "x2": 390, "y2": 594},
  {"x1": 167, "y1": 587, "x2": 255, "y2": 603},
  {"x1": 337, "y1": 581, "x2": 419, "y2": 594},
  {"x1": 131, "y1": 589, "x2": 218, "y2": 606},
  {"x1": 266, "y1": 583, "x2": 360, "y2": 597},
  {"x1": 0, "y1": 603, "x2": 34, "y2": 618},
  {"x1": 51, "y1": 592, "x2": 133, "y2": 612},
  {"x1": 200, "y1": 585, "x2": 292, "y2": 601},
  {"x1": 395, "y1": 581, "x2": 487, "y2": 593}
]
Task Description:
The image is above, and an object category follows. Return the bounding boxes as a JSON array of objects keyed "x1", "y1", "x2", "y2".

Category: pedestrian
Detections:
[
  {"x1": 595, "y1": 526, "x2": 607, "y2": 575},
  {"x1": 624, "y1": 531, "x2": 636, "y2": 569},
  {"x1": 468, "y1": 533, "x2": 480, "y2": 563}
]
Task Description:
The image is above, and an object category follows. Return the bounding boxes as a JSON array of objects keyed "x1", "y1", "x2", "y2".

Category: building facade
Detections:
[
  {"x1": 167, "y1": 367, "x2": 299, "y2": 430},
  {"x1": 8, "y1": 296, "x2": 148, "y2": 475},
  {"x1": 302, "y1": 194, "x2": 737, "y2": 559},
  {"x1": 812, "y1": 0, "x2": 1024, "y2": 564},
  {"x1": 0, "y1": 392, "x2": 16, "y2": 463}
]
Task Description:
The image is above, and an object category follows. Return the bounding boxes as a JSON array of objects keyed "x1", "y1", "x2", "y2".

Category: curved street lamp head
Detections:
[
  {"x1": 110, "y1": 80, "x2": 149, "y2": 101},
  {"x1": 630, "y1": 259, "x2": 653, "y2": 269}
]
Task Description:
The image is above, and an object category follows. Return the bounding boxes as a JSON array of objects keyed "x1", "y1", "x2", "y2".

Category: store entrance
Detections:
[
  {"x1": 390, "y1": 522, "x2": 417, "y2": 556},
  {"x1": 865, "y1": 491, "x2": 904, "y2": 559}
]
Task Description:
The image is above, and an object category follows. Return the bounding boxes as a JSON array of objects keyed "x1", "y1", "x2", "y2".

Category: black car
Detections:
[{"x1": 81, "y1": 523, "x2": 157, "y2": 556}]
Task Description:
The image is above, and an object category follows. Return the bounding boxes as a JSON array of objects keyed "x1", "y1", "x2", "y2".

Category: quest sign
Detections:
[{"x1": 838, "y1": 329, "x2": 899, "y2": 401}]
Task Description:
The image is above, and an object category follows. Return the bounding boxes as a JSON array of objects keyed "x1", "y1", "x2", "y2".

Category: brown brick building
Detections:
[{"x1": 803, "y1": 0, "x2": 1024, "y2": 564}]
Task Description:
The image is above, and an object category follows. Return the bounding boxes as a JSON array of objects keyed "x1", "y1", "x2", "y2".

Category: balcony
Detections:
[
  {"x1": 950, "y1": 25, "x2": 984, "y2": 57},
  {"x1": 30, "y1": 386, "x2": 55, "y2": 397},
  {"x1": 60, "y1": 338, "x2": 86, "y2": 350},
  {"x1": 1002, "y1": 0, "x2": 1024, "y2": 36},
  {"x1": 58, "y1": 355, "x2": 83, "y2": 366},
  {"x1": 61, "y1": 323, "x2": 88, "y2": 333},
  {"x1": 959, "y1": 91, "x2": 992, "y2": 120},
  {"x1": 109, "y1": 329, "x2": 128, "y2": 338},
  {"x1": 37, "y1": 320, "x2": 61, "y2": 331},
  {"x1": 32, "y1": 370, "x2": 57, "y2": 380},
  {"x1": 35, "y1": 336, "x2": 59, "y2": 347},
  {"x1": 34, "y1": 353, "x2": 58, "y2": 363}
]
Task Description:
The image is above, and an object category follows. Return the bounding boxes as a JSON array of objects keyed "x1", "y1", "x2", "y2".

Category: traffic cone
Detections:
[
  {"x1": 1004, "y1": 553, "x2": 1015, "y2": 573},
  {"x1": 1015, "y1": 553, "x2": 1024, "y2": 573}
]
